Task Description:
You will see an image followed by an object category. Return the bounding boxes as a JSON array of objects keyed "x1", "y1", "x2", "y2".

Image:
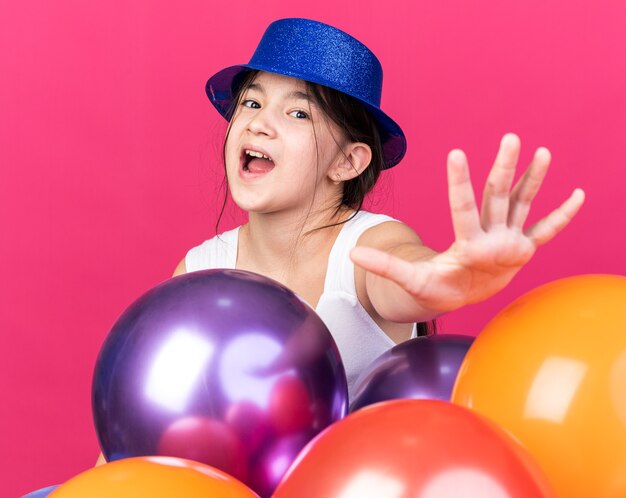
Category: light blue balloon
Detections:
[{"x1": 21, "y1": 485, "x2": 59, "y2": 498}]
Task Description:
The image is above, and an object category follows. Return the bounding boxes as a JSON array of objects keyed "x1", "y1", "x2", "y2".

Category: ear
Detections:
[{"x1": 327, "y1": 142, "x2": 373, "y2": 183}]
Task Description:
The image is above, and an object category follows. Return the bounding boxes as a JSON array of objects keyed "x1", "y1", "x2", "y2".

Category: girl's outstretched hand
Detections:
[{"x1": 350, "y1": 133, "x2": 585, "y2": 316}]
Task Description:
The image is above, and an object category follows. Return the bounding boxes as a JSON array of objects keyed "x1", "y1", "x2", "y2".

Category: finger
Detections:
[
  {"x1": 508, "y1": 147, "x2": 551, "y2": 228},
  {"x1": 481, "y1": 133, "x2": 521, "y2": 228},
  {"x1": 447, "y1": 149, "x2": 482, "y2": 241},
  {"x1": 350, "y1": 246, "x2": 430, "y2": 296},
  {"x1": 525, "y1": 188, "x2": 586, "y2": 246}
]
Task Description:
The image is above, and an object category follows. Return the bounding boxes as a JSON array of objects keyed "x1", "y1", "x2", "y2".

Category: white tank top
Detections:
[{"x1": 185, "y1": 210, "x2": 417, "y2": 399}]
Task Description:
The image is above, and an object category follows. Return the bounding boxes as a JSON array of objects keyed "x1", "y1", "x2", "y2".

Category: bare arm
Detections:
[
  {"x1": 354, "y1": 221, "x2": 440, "y2": 323},
  {"x1": 351, "y1": 134, "x2": 585, "y2": 324},
  {"x1": 172, "y1": 257, "x2": 187, "y2": 277}
]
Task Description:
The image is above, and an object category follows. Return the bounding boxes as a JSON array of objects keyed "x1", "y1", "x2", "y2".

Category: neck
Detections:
[{"x1": 239, "y1": 204, "x2": 355, "y2": 277}]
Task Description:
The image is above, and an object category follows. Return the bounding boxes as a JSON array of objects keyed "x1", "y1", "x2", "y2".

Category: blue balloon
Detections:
[{"x1": 21, "y1": 485, "x2": 59, "y2": 498}]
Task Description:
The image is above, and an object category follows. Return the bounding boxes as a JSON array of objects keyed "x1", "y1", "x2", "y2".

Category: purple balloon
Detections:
[
  {"x1": 250, "y1": 432, "x2": 314, "y2": 497},
  {"x1": 350, "y1": 334, "x2": 474, "y2": 412},
  {"x1": 93, "y1": 269, "x2": 347, "y2": 497}
]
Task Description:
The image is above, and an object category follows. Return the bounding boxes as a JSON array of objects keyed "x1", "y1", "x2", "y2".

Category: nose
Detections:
[{"x1": 246, "y1": 105, "x2": 277, "y2": 137}]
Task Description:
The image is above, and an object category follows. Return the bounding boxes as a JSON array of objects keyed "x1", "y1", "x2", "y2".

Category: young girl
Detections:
[{"x1": 173, "y1": 18, "x2": 585, "y2": 397}]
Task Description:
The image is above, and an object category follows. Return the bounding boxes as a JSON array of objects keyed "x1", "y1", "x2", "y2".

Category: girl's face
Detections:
[{"x1": 224, "y1": 71, "x2": 347, "y2": 217}]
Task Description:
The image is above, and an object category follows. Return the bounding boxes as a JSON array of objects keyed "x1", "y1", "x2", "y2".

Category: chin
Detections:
[{"x1": 230, "y1": 189, "x2": 273, "y2": 214}]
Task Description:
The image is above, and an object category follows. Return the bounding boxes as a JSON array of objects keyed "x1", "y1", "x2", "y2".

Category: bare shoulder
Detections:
[
  {"x1": 172, "y1": 257, "x2": 187, "y2": 277},
  {"x1": 357, "y1": 219, "x2": 423, "y2": 251}
]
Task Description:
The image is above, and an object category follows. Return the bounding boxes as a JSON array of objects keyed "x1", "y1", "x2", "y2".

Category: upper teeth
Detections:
[{"x1": 245, "y1": 150, "x2": 272, "y2": 161}]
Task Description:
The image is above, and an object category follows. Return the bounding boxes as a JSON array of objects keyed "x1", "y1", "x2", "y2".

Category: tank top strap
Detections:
[
  {"x1": 185, "y1": 226, "x2": 240, "y2": 272},
  {"x1": 323, "y1": 211, "x2": 400, "y2": 295}
]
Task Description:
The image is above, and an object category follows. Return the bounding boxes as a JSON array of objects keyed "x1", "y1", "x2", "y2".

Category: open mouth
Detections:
[{"x1": 241, "y1": 149, "x2": 275, "y2": 175}]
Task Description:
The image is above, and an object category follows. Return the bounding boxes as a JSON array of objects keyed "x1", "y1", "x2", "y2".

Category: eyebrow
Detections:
[{"x1": 246, "y1": 82, "x2": 313, "y2": 103}]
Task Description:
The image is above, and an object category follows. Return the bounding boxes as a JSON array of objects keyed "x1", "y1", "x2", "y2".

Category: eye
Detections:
[
  {"x1": 289, "y1": 109, "x2": 309, "y2": 120},
  {"x1": 242, "y1": 99, "x2": 260, "y2": 109}
]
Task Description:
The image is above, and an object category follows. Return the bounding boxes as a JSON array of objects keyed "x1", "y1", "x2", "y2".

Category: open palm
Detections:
[{"x1": 351, "y1": 133, "x2": 585, "y2": 314}]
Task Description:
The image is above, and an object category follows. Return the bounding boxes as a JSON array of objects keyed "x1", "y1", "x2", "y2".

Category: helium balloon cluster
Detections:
[{"x1": 32, "y1": 272, "x2": 626, "y2": 498}]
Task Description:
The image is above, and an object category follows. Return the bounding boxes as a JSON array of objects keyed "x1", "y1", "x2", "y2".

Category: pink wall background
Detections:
[{"x1": 2, "y1": 0, "x2": 624, "y2": 495}]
